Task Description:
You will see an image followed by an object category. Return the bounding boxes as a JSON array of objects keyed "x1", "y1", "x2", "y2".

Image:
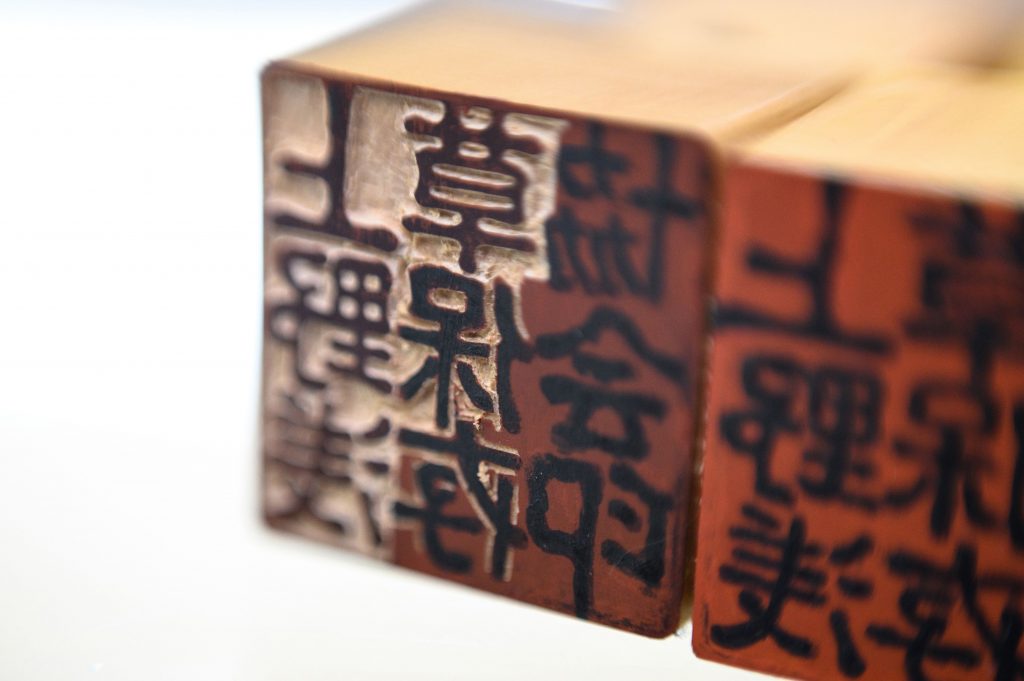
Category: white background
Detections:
[{"x1": 0, "y1": 1, "x2": 762, "y2": 679}]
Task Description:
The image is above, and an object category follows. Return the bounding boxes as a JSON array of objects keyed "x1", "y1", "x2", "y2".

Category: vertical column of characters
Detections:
[
  {"x1": 365, "y1": 88, "x2": 570, "y2": 585},
  {"x1": 261, "y1": 72, "x2": 415, "y2": 558},
  {"x1": 867, "y1": 197, "x2": 1024, "y2": 681},
  {"x1": 693, "y1": 164, "x2": 1024, "y2": 681},
  {"x1": 693, "y1": 169, "x2": 902, "y2": 681},
  {"x1": 512, "y1": 123, "x2": 709, "y2": 635}
]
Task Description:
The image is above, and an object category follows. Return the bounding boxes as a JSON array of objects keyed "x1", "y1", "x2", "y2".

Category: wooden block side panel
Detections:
[
  {"x1": 260, "y1": 64, "x2": 711, "y2": 636},
  {"x1": 693, "y1": 162, "x2": 1024, "y2": 679}
]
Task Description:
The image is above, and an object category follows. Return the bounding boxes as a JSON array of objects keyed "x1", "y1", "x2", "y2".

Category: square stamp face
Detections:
[
  {"x1": 693, "y1": 162, "x2": 1024, "y2": 679},
  {"x1": 260, "y1": 66, "x2": 709, "y2": 636}
]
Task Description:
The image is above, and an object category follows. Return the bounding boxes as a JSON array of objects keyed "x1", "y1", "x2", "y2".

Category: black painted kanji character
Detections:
[
  {"x1": 720, "y1": 354, "x2": 884, "y2": 509},
  {"x1": 268, "y1": 249, "x2": 393, "y2": 393},
  {"x1": 711, "y1": 511, "x2": 825, "y2": 658},
  {"x1": 546, "y1": 207, "x2": 636, "y2": 296},
  {"x1": 526, "y1": 453, "x2": 603, "y2": 619},
  {"x1": 627, "y1": 134, "x2": 703, "y2": 301},
  {"x1": 270, "y1": 83, "x2": 398, "y2": 252},
  {"x1": 547, "y1": 133, "x2": 701, "y2": 302},
  {"x1": 539, "y1": 376, "x2": 664, "y2": 459},
  {"x1": 910, "y1": 200, "x2": 1024, "y2": 276},
  {"x1": 887, "y1": 345, "x2": 1000, "y2": 542},
  {"x1": 393, "y1": 462, "x2": 483, "y2": 573},
  {"x1": 399, "y1": 265, "x2": 491, "y2": 429},
  {"x1": 866, "y1": 596, "x2": 979, "y2": 681},
  {"x1": 801, "y1": 365, "x2": 884, "y2": 510},
  {"x1": 265, "y1": 395, "x2": 390, "y2": 545},
  {"x1": 888, "y1": 328, "x2": 1003, "y2": 538},
  {"x1": 399, "y1": 266, "x2": 526, "y2": 432},
  {"x1": 951, "y1": 544, "x2": 1024, "y2": 681},
  {"x1": 402, "y1": 103, "x2": 542, "y2": 273},
  {"x1": 601, "y1": 463, "x2": 673, "y2": 587},
  {"x1": 867, "y1": 546, "x2": 1008, "y2": 681},
  {"x1": 888, "y1": 422, "x2": 999, "y2": 540},
  {"x1": 720, "y1": 355, "x2": 805, "y2": 505},
  {"x1": 712, "y1": 506, "x2": 876, "y2": 678},
  {"x1": 535, "y1": 306, "x2": 685, "y2": 459},
  {"x1": 557, "y1": 122, "x2": 628, "y2": 199},
  {"x1": 715, "y1": 180, "x2": 891, "y2": 355},
  {"x1": 399, "y1": 421, "x2": 526, "y2": 579}
]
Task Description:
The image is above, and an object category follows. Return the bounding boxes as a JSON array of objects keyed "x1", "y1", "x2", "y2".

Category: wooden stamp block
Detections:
[
  {"x1": 693, "y1": 68, "x2": 1024, "y2": 679},
  {"x1": 260, "y1": 66, "x2": 711, "y2": 636}
]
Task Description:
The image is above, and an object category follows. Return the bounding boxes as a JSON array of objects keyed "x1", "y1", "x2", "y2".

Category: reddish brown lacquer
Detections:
[
  {"x1": 693, "y1": 162, "x2": 1024, "y2": 679},
  {"x1": 261, "y1": 65, "x2": 709, "y2": 636}
]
